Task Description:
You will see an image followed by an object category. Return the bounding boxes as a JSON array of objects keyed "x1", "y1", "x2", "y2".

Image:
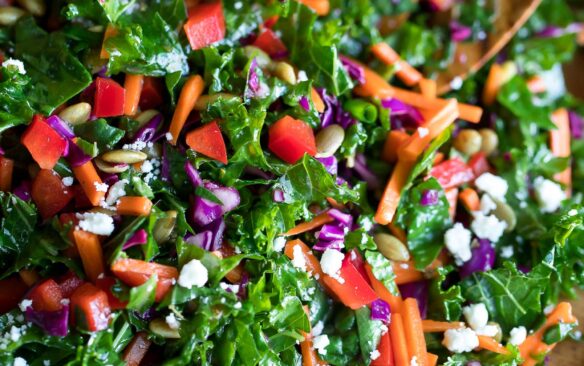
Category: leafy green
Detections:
[
  {"x1": 355, "y1": 307, "x2": 384, "y2": 366},
  {"x1": 0, "y1": 193, "x2": 37, "y2": 270},
  {"x1": 364, "y1": 250, "x2": 400, "y2": 296},
  {"x1": 428, "y1": 267, "x2": 464, "y2": 321},
  {"x1": 74, "y1": 119, "x2": 125, "y2": 150},
  {"x1": 126, "y1": 274, "x2": 157, "y2": 311},
  {"x1": 0, "y1": 65, "x2": 35, "y2": 130},
  {"x1": 497, "y1": 76, "x2": 555, "y2": 130}
]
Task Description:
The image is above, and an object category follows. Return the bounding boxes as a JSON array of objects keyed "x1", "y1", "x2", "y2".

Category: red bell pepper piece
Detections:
[
  {"x1": 57, "y1": 271, "x2": 85, "y2": 298},
  {"x1": 95, "y1": 276, "x2": 128, "y2": 310},
  {"x1": 0, "y1": 276, "x2": 28, "y2": 314},
  {"x1": 28, "y1": 279, "x2": 63, "y2": 312},
  {"x1": 371, "y1": 331, "x2": 394, "y2": 366},
  {"x1": 268, "y1": 116, "x2": 317, "y2": 164},
  {"x1": 185, "y1": 121, "x2": 228, "y2": 164},
  {"x1": 263, "y1": 15, "x2": 279, "y2": 29},
  {"x1": 70, "y1": 283, "x2": 111, "y2": 332},
  {"x1": 346, "y1": 249, "x2": 370, "y2": 282},
  {"x1": 183, "y1": 2, "x2": 226, "y2": 50},
  {"x1": 429, "y1": 158, "x2": 474, "y2": 189},
  {"x1": 322, "y1": 253, "x2": 378, "y2": 310},
  {"x1": 122, "y1": 332, "x2": 152, "y2": 366},
  {"x1": 111, "y1": 258, "x2": 178, "y2": 302},
  {"x1": 94, "y1": 77, "x2": 126, "y2": 118},
  {"x1": 252, "y1": 28, "x2": 288, "y2": 58},
  {"x1": 21, "y1": 115, "x2": 67, "y2": 170},
  {"x1": 468, "y1": 152, "x2": 491, "y2": 178},
  {"x1": 31, "y1": 169, "x2": 74, "y2": 219},
  {"x1": 139, "y1": 77, "x2": 164, "y2": 110}
]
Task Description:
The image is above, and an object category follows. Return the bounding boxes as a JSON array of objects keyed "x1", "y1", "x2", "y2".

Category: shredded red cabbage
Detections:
[
  {"x1": 381, "y1": 98, "x2": 424, "y2": 129},
  {"x1": 370, "y1": 299, "x2": 391, "y2": 323},
  {"x1": 328, "y1": 209, "x2": 353, "y2": 227},
  {"x1": 449, "y1": 21, "x2": 472, "y2": 42},
  {"x1": 317, "y1": 224, "x2": 346, "y2": 241},
  {"x1": 205, "y1": 183, "x2": 240, "y2": 214},
  {"x1": 191, "y1": 196, "x2": 223, "y2": 226},
  {"x1": 161, "y1": 144, "x2": 171, "y2": 181},
  {"x1": 25, "y1": 304, "x2": 69, "y2": 337},
  {"x1": 317, "y1": 156, "x2": 338, "y2": 176},
  {"x1": 123, "y1": 229, "x2": 148, "y2": 250},
  {"x1": 13, "y1": 180, "x2": 31, "y2": 201},
  {"x1": 185, "y1": 161, "x2": 203, "y2": 188},
  {"x1": 299, "y1": 96, "x2": 310, "y2": 111},
  {"x1": 65, "y1": 139, "x2": 93, "y2": 167},
  {"x1": 133, "y1": 113, "x2": 163, "y2": 143},
  {"x1": 273, "y1": 189, "x2": 285, "y2": 202},
  {"x1": 353, "y1": 154, "x2": 381, "y2": 190},
  {"x1": 420, "y1": 189, "x2": 439, "y2": 206},
  {"x1": 185, "y1": 231, "x2": 213, "y2": 250},
  {"x1": 398, "y1": 280, "x2": 428, "y2": 319},
  {"x1": 569, "y1": 110, "x2": 583, "y2": 139},
  {"x1": 459, "y1": 239, "x2": 495, "y2": 278},
  {"x1": 201, "y1": 217, "x2": 225, "y2": 251},
  {"x1": 46, "y1": 115, "x2": 75, "y2": 139},
  {"x1": 339, "y1": 56, "x2": 366, "y2": 85},
  {"x1": 317, "y1": 88, "x2": 356, "y2": 129},
  {"x1": 312, "y1": 239, "x2": 344, "y2": 252}
]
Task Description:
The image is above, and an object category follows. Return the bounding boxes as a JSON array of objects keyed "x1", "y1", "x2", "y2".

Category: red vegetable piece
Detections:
[
  {"x1": 183, "y1": 2, "x2": 226, "y2": 50},
  {"x1": 139, "y1": 77, "x2": 165, "y2": 110},
  {"x1": 371, "y1": 331, "x2": 394, "y2": 366},
  {"x1": 123, "y1": 332, "x2": 152, "y2": 366},
  {"x1": 31, "y1": 169, "x2": 74, "y2": 219},
  {"x1": 70, "y1": 283, "x2": 111, "y2": 332},
  {"x1": 94, "y1": 77, "x2": 126, "y2": 118},
  {"x1": 21, "y1": 115, "x2": 67, "y2": 170},
  {"x1": 57, "y1": 271, "x2": 85, "y2": 298},
  {"x1": 322, "y1": 253, "x2": 378, "y2": 310},
  {"x1": 468, "y1": 152, "x2": 491, "y2": 178},
  {"x1": 185, "y1": 121, "x2": 228, "y2": 164},
  {"x1": 95, "y1": 276, "x2": 128, "y2": 310},
  {"x1": 28, "y1": 279, "x2": 63, "y2": 312},
  {"x1": 429, "y1": 158, "x2": 474, "y2": 189},
  {"x1": 111, "y1": 258, "x2": 178, "y2": 302},
  {"x1": 268, "y1": 116, "x2": 317, "y2": 164},
  {"x1": 252, "y1": 28, "x2": 287, "y2": 57},
  {"x1": 0, "y1": 276, "x2": 28, "y2": 314},
  {"x1": 346, "y1": 249, "x2": 370, "y2": 282}
]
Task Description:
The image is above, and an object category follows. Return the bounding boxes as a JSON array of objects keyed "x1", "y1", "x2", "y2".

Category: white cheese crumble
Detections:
[
  {"x1": 320, "y1": 249, "x2": 345, "y2": 283},
  {"x1": 291, "y1": 244, "x2": 307, "y2": 272},
  {"x1": 417, "y1": 127, "x2": 429, "y2": 138},
  {"x1": 312, "y1": 334, "x2": 330, "y2": 355},
  {"x1": 165, "y1": 132, "x2": 173, "y2": 141},
  {"x1": 106, "y1": 179, "x2": 128, "y2": 206},
  {"x1": 234, "y1": 302, "x2": 242, "y2": 309},
  {"x1": 475, "y1": 173, "x2": 508, "y2": 201},
  {"x1": 475, "y1": 324, "x2": 499, "y2": 337},
  {"x1": 471, "y1": 212, "x2": 507, "y2": 242},
  {"x1": 62, "y1": 177, "x2": 74, "y2": 187},
  {"x1": 463, "y1": 303, "x2": 489, "y2": 330},
  {"x1": 219, "y1": 282, "x2": 240, "y2": 293},
  {"x1": 533, "y1": 177, "x2": 566, "y2": 213},
  {"x1": 18, "y1": 299, "x2": 32, "y2": 312},
  {"x1": 3, "y1": 58, "x2": 26, "y2": 75},
  {"x1": 76, "y1": 212, "x2": 115, "y2": 236},
  {"x1": 443, "y1": 328, "x2": 479, "y2": 353},
  {"x1": 544, "y1": 304, "x2": 555, "y2": 315},
  {"x1": 273, "y1": 236, "x2": 286, "y2": 252},
  {"x1": 568, "y1": 209, "x2": 578, "y2": 216},
  {"x1": 165, "y1": 313, "x2": 180, "y2": 330},
  {"x1": 178, "y1": 259, "x2": 208, "y2": 288},
  {"x1": 410, "y1": 356, "x2": 419, "y2": 366},
  {"x1": 93, "y1": 181, "x2": 109, "y2": 193},
  {"x1": 508, "y1": 326, "x2": 527, "y2": 346},
  {"x1": 450, "y1": 76, "x2": 463, "y2": 90},
  {"x1": 480, "y1": 194, "x2": 497, "y2": 214},
  {"x1": 312, "y1": 321, "x2": 324, "y2": 337},
  {"x1": 444, "y1": 223, "x2": 473, "y2": 264},
  {"x1": 13, "y1": 357, "x2": 28, "y2": 366},
  {"x1": 370, "y1": 350, "x2": 381, "y2": 361},
  {"x1": 500, "y1": 246, "x2": 514, "y2": 258}
]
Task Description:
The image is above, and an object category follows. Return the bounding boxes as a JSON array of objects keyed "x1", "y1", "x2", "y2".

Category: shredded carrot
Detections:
[
  {"x1": 375, "y1": 159, "x2": 414, "y2": 225},
  {"x1": 116, "y1": 196, "x2": 153, "y2": 216},
  {"x1": 350, "y1": 58, "x2": 395, "y2": 99},
  {"x1": 393, "y1": 261, "x2": 424, "y2": 285},
  {"x1": 477, "y1": 335, "x2": 510, "y2": 355},
  {"x1": 390, "y1": 313, "x2": 410, "y2": 366},
  {"x1": 364, "y1": 263, "x2": 403, "y2": 313},
  {"x1": 433, "y1": 152, "x2": 445, "y2": 166},
  {"x1": 457, "y1": 103, "x2": 483, "y2": 123},
  {"x1": 300, "y1": 305, "x2": 327, "y2": 366},
  {"x1": 168, "y1": 75, "x2": 205, "y2": 145},
  {"x1": 72, "y1": 161, "x2": 106, "y2": 206},
  {"x1": 419, "y1": 79, "x2": 437, "y2": 99},
  {"x1": 388, "y1": 222, "x2": 407, "y2": 244},
  {"x1": 482, "y1": 62, "x2": 516, "y2": 106},
  {"x1": 382, "y1": 130, "x2": 409, "y2": 164},
  {"x1": 371, "y1": 42, "x2": 422, "y2": 86},
  {"x1": 123, "y1": 74, "x2": 144, "y2": 116},
  {"x1": 459, "y1": 188, "x2": 480, "y2": 212},
  {"x1": 426, "y1": 353, "x2": 438, "y2": 366},
  {"x1": 100, "y1": 25, "x2": 118, "y2": 59},
  {"x1": 402, "y1": 298, "x2": 427, "y2": 366},
  {"x1": 371, "y1": 43, "x2": 400, "y2": 65},
  {"x1": 298, "y1": 0, "x2": 330, "y2": 16},
  {"x1": 0, "y1": 156, "x2": 14, "y2": 192},
  {"x1": 19, "y1": 269, "x2": 39, "y2": 287},
  {"x1": 550, "y1": 108, "x2": 572, "y2": 193},
  {"x1": 422, "y1": 320, "x2": 465, "y2": 333},
  {"x1": 311, "y1": 88, "x2": 325, "y2": 113},
  {"x1": 326, "y1": 197, "x2": 345, "y2": 210},
  {"x1": 445, "y1": 188, "x2": 458, "y2": 220},
  {"x1": 396, "y1": 62, "x2": 423, "y2": 87},
  {"x1": 284, "y1": 239, "x2": 325, "y2": 280},
  {"x1": 526, "y1": 75, "x2": 546, "y2": 94},
  {"x1": 285, "y1": 212, "x2": 334, "y2": 236},
  {"x1": 73, "y1": 230, "x2": 105, "y2": 282}
]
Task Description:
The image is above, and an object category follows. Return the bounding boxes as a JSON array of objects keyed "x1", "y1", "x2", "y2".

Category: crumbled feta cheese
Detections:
[
  {"x1": 480, "y1": 194, "x2": 497, "y2": 214},
  {"x1": 463, "y1": 303, "x2": 489, "y2": 330},
  {"x1": 471, "y1": 212, "x2": 507, "y2": 242},
  {"x1": 62, "y1": 177, "x2": 74, "y2": 187},
  {"x1": 94, "y1": 181, "x2": 109, "y2": 193},
  {"x1": 141, "y1": 160, "x2": 154, "y2": 173},
  {"x1": 417, "y1": 127, "x2": 429, "y2": 138},
  {"x1": 508, "y1": 326, "x2": 527, "y2": 346},
  {"x1": 122, "y1": 141, "x2": 147, "y2": 151},
  {"x1": 178, "y1": 259, "x2": 208, "y2": 288},
  {"x1": 533, "y1": 177, "x2": 566, "y2": 213},
  {"x1": 3, "y1": 58, "x2": 26, "y2": 75},
  {"x1": 60, "y1": 299, "x2": 70, "y2": 306},
  {"x1": 13, "y1": 357, "x2": 28, "y2": 366},
  {"x1": 370, "y1": 350, "x2": 381, "y2": 361},
  {"x1": 500, "y1": 246, "x2": 514, "y2": 258},
  {"x1": 18, "y1": 299, "x2": 32, "y2": 312},
  {"x1": 450, "y1": 77, "x2": 463, "y2": 90},
  {"x1": 106, "y1": 179, "x2": 128, "y2": 206},
  {"x1": 291, "y1": 244, "x2": 307, "y2": 272},
  {"x1": 320, "y1": 249, "x2": 344, "y2": 279},
  {"x1": 444, "y1": 223, "x2": 473, "y2": 264},
  {"x1": 443, "y1": 328, "x2": 479, "y2": 353},
  {"x1": 475, "y1": 173, "x2": 508, "y2": 201},
  {"x1": 475, "y1": 324, "x2": 499, "y2": 337},
  {"x1": 544, "y1": 304, "x2": 555, "y2": 315},
  {"x1": 76, "y1": 212, "x2": 115, "y2": 236},
  {"x1": 219, "y1": 282, "x2": 240, "y2": 293},
  {"x1": 297, "y1": 70, "x2": 308, "y2": 82},
  {"x1": 312, "y1": 321, "x2": 324, "y2": 337},
  {"x1": 312, "y1": 335, "x2": 330, "y2": 355},
  {"x1": 410, "y1": 356, "x2": 419, "y2": 366},
  {"x1": 165, "y1": 313, "x2": 180, "y2": 330},
  {"x1": 43, "y1": 361, "x2": 50, "y2": 366},
  {"x1": 568, "y1": 209, "x2": 578, "y2": 216},
  {"x1": 165, "y1": 132, "x2": 173, "y2": 141},
  {"x1": 273, "y1": 236, "x2": 286, "y2": 252},
  {"x1": 400, "y1": 263, "x2": 409, "y2": 269},
  {"x1": 234, "y1": 302, "x2": 242, "y2": 309}
]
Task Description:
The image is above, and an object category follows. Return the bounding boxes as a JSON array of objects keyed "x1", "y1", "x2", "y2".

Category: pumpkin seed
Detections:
[
  {"x1": 149, "y1": 319, "x2": 180, "y2": 339},
  {"x1": 194, "y1": 93, "x2": 240, "y2": 111},
  {"x1": 374, "y1": 233, "x2": 410, "y2": 261},
  {"x1": 0, "y1": 7, "x2": 26, "y2": 26},
  {"x1": 102, "y1": 150, "x2": 148, "y2": 164},
  {"x1": 18, "y1": 0, "x2": 45, "y2": 16},
  {"x1": 273, "y1": 62, "x2": 296, "y2": 84},
  {"x1": 58, "y1": 103, "x2": 92, "y2": 125},
  {"x1": 243, "y1": 46, "x2": 271, "y2": 68},
  {"x1": 95, "y1": 158, "x2": 129, "y2": 174},
  {"x1": 479, "y1": 128, "x2": 499, "y2": 156},
  {"x1": 493, "y1": 199, "x2": 516, "y2": 232},
  {"x1": 153, "y1": 210, "x2": 177, "y2": 244},
  {"x1": 135, "y1": 109, "x2": 160, "y2": 128},
  {"x1": 315, "y1": 125, "x2": 345, "y2": 158}
]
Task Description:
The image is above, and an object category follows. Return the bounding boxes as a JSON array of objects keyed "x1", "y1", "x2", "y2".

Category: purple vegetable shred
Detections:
[{"x1": 370, "y1": 299, "x2": 391, "y2": 323}]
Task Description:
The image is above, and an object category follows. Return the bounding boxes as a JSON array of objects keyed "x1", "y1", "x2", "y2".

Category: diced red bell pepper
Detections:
[
  {"x1": 95, "y1": 276, "x2": 128, "y2": 310},
  {"x1": 346, "y1": 249, "x2": 370, "y2": 282},
  {"x1": 322, "y1": 253, "x2": 378, "y2": 310},
  {"x1": 94, "y1": 77, "x2": 126, "y2": 118},
  {"x1": 0, "y1": 276, "x2": 28, "y2": 314},
  {"x1": 263, "y1": 15, "x2": 279, "y2": 29},
  {"x1": 31, "y1": 169, "x2": 74, "y2": 219},
  {"x1": 429, "y1": 158, "x2": 474, "y2": 189},
  {"x1": 185, "y1": 121, "x2": 228, "y2": 164},
  {"x1": 21, "y1": 115, "x2": 67, "y2": 170},
  {"x1": 371, "y1": 331, "x2": 394, "y2": 366},
  {"x1": 28, "y1": 279, "x2": 63, "y2": 312},
  {"x1": 183, "y1": 2, "x2": 226, "y2": 50},
  {"x1": 468, "y1": 152, "x2": 491, "y2": 178},
  {"x1": 122, "y1": 332, "x2": 152, "y2": 366},
  {"x1": 139, "y1": 77, "x2": 164, "y2": 110},
  {"x1": 57, "y1": 271, "x2": 85, "y2": 298},
  {"x1": 111, "y1": 258, "x2": 178, "y2": 302},
  {"x1": 70, "y1": 283, "x2": 111, "y2": 332},
  {"x1": 268, "y1": 116, "x2": 317, "y2": 164},
  {"x1": 252, "y1": 29, "x2": 288, "y2": 58}
]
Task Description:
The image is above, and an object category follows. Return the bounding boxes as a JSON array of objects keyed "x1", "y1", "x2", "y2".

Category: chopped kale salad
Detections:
[{"x1": 0, "y1": 0, "x2": 583, "y2": 365}]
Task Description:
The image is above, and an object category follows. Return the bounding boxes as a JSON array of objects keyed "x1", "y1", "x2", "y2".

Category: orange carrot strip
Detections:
[
  {"x1": 73, "y1": 230, "x2": 105, "y2": 282},
  {"x1": 285, "y1": 212, "x2": 334, "y2": 236},
  {"x1": 402, "y1": 298, "x2": 427, "y2": 366},
  {"x1": 123, "y1": 74, "x2": 144, "y2": 116},
  {"x1": 388, "y1": 222, "x2": 407, "y2": 244},
  {"x1": 433, "y1": 152, "x2": 445, "y2": 166},
  {"x1": 0, "y1": 156, "x2": 14, "y2": 192},
  {"x1": 426, "y1": 353, "x2": 438, "y2": 366},
  {"x1": 298, "y1": 0, "x2": 330, "y2": 16},
  {"x1": 19, "y1": 269, "x2": 39, "y2": 287},
  {"x1": 284, "y1": 239, "x2": 325, "y2": 280},
  {"x1": 419, "y1": 79, "x2": 437, "y2": 99},
  {"x1": 477, "y1": 335, "x2": 510, "y2": 355},
  {"x1": 393, "y1": 261, "x2": 425, "y2": 285},
  {"x1": 375, "y1": 159, "x2": 414, "y2": 225},
  {"x1": 116, "y1": 196, "x2": 153, "y2": 216},
  {"x1": 527, "y1": 75, "x2": 546, "y2": 94},
  {"x1": 445, "y1": 188, "x2": 458, "y2": 220},
  {"x1": 371, "y1": 43, "x2": 400, "y2": 65},
  {"x1": 168, "y1": 75, "x2": 205, "y2": 145},
  {"x1": 457, "y1": 103, "x2": 483, "y2": 123},
  {"x1": 382, "y1": 130, "x2": 410, "y2": 164},
  {"x1": 351, "y1": 58, "x2": 394, "y2": 99},
  {"x1": 550, "y1": 108, "x2": 572, "y2": 191},
  {"x1": 364, "y1": 263, "x2": 403, "y2": 313},
  {"x1": 72, "y1": 161, "x2": 106, "y2": 206},
  {"x1": 326, "y1": 197, "x2": 345, "y2": 210},
  {"x1": 100, "y1": 25, "x2": 118, "y2": 59},
  {"x1": 371, "y1": 43, "x2": 422, "y2": 86},
  {"x1": 390, "y1": 313, "x2": 410, "y2": 366},
  {"x1": 396, "y1": 61, "x2": 423, "y2": 87},
  {"x1": 311, "y1": 88, "x2": 325, "y2": 113},
  {"x1": 482, "y1": 63, "x2": 503, "y2": 106},
  {"x1": 422, "y1": 320, "x2": 465, "y2": 333},
  {"x1": 459, "y1": 188, "x2": 480, "y2": 212}
]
